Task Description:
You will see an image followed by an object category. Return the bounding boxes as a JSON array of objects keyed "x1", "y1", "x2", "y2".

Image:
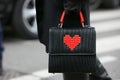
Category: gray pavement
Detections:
[{"x1": 1, "y1": 8, "x2": 120, "y2": 80}]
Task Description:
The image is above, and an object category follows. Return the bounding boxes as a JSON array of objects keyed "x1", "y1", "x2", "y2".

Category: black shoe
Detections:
[{"x1": 89, "y1": 75, "x2": 112, "y2": 80}]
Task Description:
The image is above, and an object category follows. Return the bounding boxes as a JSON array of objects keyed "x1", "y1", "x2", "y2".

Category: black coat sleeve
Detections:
[
  {"x1": 36, "y1": 0, "x2": 44, "y2": 42},
  {"x1": 36, "y1": 0, "x2": 64, "y2": 52}
]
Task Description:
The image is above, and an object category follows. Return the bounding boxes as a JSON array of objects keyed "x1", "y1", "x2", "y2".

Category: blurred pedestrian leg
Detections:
[
  {"x1": 63, "y1": 57, "x2": 112, "y2": 80},
  {"x1": 89, "y1": 57, "x2": 112, "y2": 80},
  {"x1": 0, "y1": 21, "x2": 4, "y2": 75}
]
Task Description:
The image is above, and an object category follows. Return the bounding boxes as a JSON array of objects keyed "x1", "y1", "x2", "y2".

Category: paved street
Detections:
[{"x1": 1, "y1": 8, "x2": 120, "y2": 80}]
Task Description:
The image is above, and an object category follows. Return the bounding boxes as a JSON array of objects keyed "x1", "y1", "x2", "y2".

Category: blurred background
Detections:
[{"x1": 0, "y1": 0, "x2": 120, "y2": 80}]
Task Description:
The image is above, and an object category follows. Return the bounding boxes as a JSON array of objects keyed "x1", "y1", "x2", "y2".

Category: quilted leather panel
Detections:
[
  {"x1": 49, "y1": 27, "x2": 96, "y2": 53},
  {"x1": 49, "y1": 54, "x2": 96, "y2": 73}
]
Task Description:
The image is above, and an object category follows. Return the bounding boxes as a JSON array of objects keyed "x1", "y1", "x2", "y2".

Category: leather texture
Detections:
[
  {"x1": 49, "y1": 54, "x2": 96, "y2": 73},
  {"x1": 49, "y1": 27, "x2": 96, "y2": 73},
  {"x1": 49, "y1": 27, "x2": 96, "y2": 53}
]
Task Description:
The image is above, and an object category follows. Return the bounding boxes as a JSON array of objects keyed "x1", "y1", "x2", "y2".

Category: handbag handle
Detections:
[{"x1": 58, "y1": 11, "x2": 85, "y2": 28}]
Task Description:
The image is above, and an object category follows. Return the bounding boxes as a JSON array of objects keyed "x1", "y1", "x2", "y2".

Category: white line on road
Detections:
[
  {"x1": 91, "y1": 9, "x2": 120, "y2": 22},
  {"x1": 10, "y1": 69, "x2": 59, "y2": 80},
  {"x1": 32, "y1": 69, "x2": 60, "y2": 78},
  {"x1": 92, "y1": 19, "x2": 120, "y2": 33},
  {"x1": 97, "y1": 35, "x2": 120, "y2": 54},
  {"x1": 99, "y1": 56, "x2": 117, "y2": 64},
  {"x1": 10, "y1": 75, "x2": 40, "y2": 80}
]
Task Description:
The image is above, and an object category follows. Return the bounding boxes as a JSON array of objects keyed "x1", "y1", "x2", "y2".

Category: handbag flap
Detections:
[{"x1": 49, "y1": 27, "x2": 96, "y2": 53}]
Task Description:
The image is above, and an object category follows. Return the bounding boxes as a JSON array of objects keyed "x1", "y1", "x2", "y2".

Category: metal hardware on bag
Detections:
[
  {"x1": 58, "y1": 11, "x2": 85, "y2": 28},
  {"x1": 58, "y1": 22, "x2": 63, "y2": 28},
  {"x1": 58, "y1": 11, "x2": 65, "y2": 28},
  {"x1": 81, "y1": 23, "x2": 85, "y2": 28}
]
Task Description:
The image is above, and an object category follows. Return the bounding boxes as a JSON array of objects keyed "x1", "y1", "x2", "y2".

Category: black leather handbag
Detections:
[{"x1": 49, "y1": 11, "x2": 96, "y2": 73}]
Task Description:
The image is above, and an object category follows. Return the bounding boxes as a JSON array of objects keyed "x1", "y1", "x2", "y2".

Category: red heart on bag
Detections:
[{"x1": 64, "y1": 35, "x2": 81, "y2": 51}]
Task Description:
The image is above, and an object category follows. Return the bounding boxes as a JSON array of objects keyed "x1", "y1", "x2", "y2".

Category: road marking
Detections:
[
  {"x1": 97, "y1": 35, "x2": 120, "y2": 54},
  {"x1": 10, "y1": 75, "x2": 40, "y2": 80},
  {"x1": 99, "y1": 56, "x2": 117, "y2": 64},
  {"x1": 91, "y1": 9, "x2": 120, "y2": 22},
  {"x1": 32, "y1": 69, "x2": 60, "y2": 78},
  {"x1": 9, "y1": 69, "x2": 58, "y2": 80},
  {"x1": 92, "y1": 19, "x2": 120, "y2": 33}
]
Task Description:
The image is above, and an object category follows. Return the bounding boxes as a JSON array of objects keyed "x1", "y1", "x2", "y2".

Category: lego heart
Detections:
[{"x1": 64, "y1": 35, "x2": 81, "y2": 51}]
